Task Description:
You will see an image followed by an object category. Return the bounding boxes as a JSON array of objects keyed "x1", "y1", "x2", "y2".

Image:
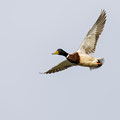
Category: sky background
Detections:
[{"x1": 0, "y1": 0, "x2": 120, "y2": 120}]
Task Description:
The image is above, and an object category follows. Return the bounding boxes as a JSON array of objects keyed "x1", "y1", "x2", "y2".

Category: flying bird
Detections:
[{"x1": 41, "y1": 10, "x2": 106, "y2": 74}]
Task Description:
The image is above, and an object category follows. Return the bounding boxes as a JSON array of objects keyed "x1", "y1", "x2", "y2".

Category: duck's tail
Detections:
[{"x1": 90, "y1": 58, "x2": 104, "y2": 70}]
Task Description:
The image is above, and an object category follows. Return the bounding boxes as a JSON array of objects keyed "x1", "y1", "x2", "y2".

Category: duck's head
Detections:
[{"x1": 52, "y1": 49, "x2": 68, "y2": 57}]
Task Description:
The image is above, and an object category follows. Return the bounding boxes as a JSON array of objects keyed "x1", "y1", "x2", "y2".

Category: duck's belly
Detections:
[{"x1": 79, "y1": 54, "x2": 98, "y2": 67}]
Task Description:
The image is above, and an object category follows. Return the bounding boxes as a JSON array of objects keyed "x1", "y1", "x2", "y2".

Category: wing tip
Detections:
[
  {"x1": 100, "y1": 9, "x2": 107, "y2": 19},
  {"x1": 39, "y1": 72, "x2": 52, "y2": 75},
  {"x1": 39, "y1": 70, "x2": 58, "y2": 74},
  {"x1": 39, "y1": 72, "x2": 50, "y2": 74},
  {"x1": 101, "y1": 9, "x2": 106, "y2": 13}
]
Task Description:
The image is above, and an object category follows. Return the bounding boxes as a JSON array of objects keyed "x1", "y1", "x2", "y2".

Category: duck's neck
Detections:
[{"x1": 61, "y1": 51, "x2": 68, "y2": 57}]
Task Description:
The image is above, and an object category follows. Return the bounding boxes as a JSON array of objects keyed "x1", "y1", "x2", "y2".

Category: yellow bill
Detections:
[{"x1": 52, "y1": 50, "x2": 59, "y2": 55}]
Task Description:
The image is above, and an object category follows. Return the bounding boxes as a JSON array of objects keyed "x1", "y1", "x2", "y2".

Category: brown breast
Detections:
[{"x1": 67, "y1": 52, "x2": 80, "y2": 64}]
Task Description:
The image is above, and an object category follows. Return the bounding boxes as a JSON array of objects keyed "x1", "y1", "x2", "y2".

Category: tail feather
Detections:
[{"x1": 90, "y1": 58, "x2": 104, "y2": 70}]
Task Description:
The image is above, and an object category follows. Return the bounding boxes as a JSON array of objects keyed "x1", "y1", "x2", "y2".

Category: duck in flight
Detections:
[{"x1": 41, "y1": 10, "x2": 106, "y2": 74}]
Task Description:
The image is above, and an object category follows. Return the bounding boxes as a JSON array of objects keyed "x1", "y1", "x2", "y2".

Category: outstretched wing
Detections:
[
  {"x1": 41, "y1": 60, "x2": 76, "y2": 74},
  {"x1": 77, "y1": 10, "x2": 106, "y2": 54}
]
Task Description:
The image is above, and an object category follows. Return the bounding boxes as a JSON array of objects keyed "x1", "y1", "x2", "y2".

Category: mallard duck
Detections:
[{"x1": 42, "y1": 10, "x2": 106, "y2": 74}]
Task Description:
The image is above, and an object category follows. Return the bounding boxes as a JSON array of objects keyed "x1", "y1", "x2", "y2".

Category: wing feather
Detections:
[
  {"x1": 77, "y1": 10, "x2": 106, "y2": 54},
  {"x1": 42, "y1": 60, "x2": 76, "y2": 74}
]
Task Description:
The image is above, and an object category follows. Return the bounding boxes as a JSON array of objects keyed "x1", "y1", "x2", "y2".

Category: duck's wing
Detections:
[
  {"x1": 77, "y1": 10, "x2": 106, "y2": 54},
  {"x1": 41, "y1": 60, "x2": 76, "y2": 74}
]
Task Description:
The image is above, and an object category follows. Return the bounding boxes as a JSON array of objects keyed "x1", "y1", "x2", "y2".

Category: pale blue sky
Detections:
[{"x1": 0, "y1": 0, "x2": 120, "y2": 120}]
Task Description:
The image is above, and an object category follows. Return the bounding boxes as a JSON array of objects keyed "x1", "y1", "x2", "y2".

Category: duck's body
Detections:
[
  {"x1": 67, "y1": 52, "x2": 97, "y2": 66},
  {"x1": 64, "y1": 51, "x2": 103, "y2": 68},
  {"x1": 76, "y1": 53, "x2": 98, "y2": 67},
  {"x1": 41, "y1": 10, "x2": 106, "y2": 74}
]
